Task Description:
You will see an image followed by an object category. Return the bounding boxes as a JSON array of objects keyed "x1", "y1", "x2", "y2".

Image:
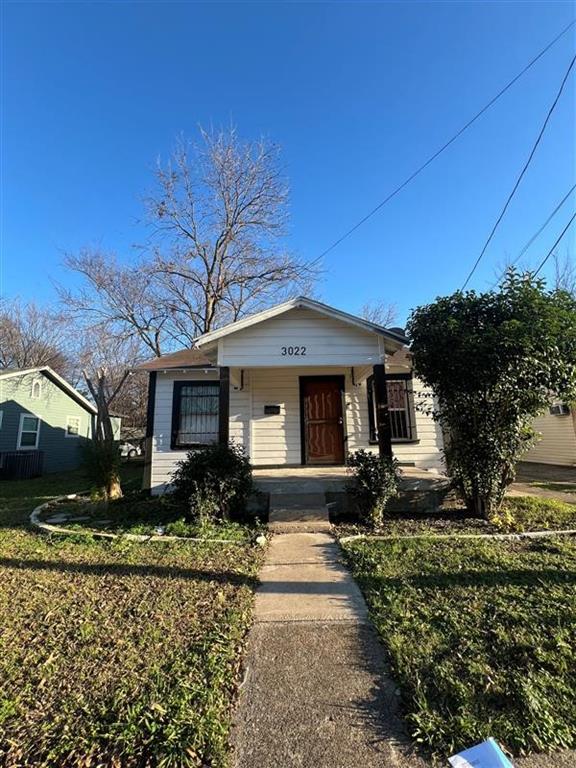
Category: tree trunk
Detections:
[
  {"x1": 106, "y1": 472, "x2": 123, "y2": 501},
  {"x1": 467, "y1": 494, "x2": 490, "y2": 520}
]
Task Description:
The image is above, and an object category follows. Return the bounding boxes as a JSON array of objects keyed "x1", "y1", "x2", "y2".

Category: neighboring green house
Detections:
[{"x1": 0, "y1": 366, "x2": 120, "y2": 478}]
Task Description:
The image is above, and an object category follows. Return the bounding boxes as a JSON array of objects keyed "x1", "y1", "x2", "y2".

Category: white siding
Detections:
[
  {"x1": 248, "y1": 367, "x2": 443, "y2": 470},
  {"x1": 149, "y1": 366, "x2": 445, "y2": 493},
  {"x1": 349, "y1": 375, "x2": 444, "y2": 470},
  {"x1": 150, "y1": 370, "x2": 219, "y2": 494},
  {"x1": 523, "y1": 410, "x2": 576, "y2": 466},
  {"x1": 229, "y1": 380, "x2": 251, "y2": 451},
  {"x1": 217, "y1": 308, "x2": 383, "y2": 367}
]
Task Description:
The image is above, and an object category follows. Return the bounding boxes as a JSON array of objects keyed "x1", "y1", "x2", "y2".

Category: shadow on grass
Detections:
[{"x1": 0, "y1": 556, "x2": 258, "y2": 587}]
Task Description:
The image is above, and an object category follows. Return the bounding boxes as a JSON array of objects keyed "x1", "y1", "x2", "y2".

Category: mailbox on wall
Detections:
[{"x1": 264, "y1": 405, "x2": 281, "y2": 415}]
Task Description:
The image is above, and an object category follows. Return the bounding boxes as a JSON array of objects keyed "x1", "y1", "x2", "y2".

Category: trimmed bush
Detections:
[
  {"x1": 171, "y1": 442, "x2": 252, "y2": 522},
  {"x1": 346, "y1": 449, "x2": 400, "y2": 528}
]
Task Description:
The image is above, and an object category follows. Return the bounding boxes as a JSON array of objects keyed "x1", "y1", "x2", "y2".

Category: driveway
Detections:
[{"x1": 510, "y1": 462, "x2": 576, "y2": 505}]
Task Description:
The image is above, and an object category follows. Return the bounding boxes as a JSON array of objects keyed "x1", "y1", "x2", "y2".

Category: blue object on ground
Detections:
[{"x1": 448, "y1": 738, "x2": 515, "y2": 768}]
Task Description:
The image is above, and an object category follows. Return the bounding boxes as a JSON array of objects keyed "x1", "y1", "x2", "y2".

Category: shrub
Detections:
[
  {"x1": 346, "y1": 449, "x2": 400, "y2": 528},
  {"x1": 171, "y1": 442, "x2": 252, "y2": 522},
  {"x1": 82, "y1": 439, "x2": 123, "y2": 500},
  {"x1": 408, "y1": 270, "x2": 576, "y2": 518}
]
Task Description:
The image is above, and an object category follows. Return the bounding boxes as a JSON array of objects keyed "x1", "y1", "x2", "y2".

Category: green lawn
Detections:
[
  {"x1": 495, "y1": 496, "x2": 576, "y2": 532},
  {"x1": 0, "y1": 466, "x2": 263, "y2": 767},
  {"x1": 334, "y1": 495, "x2": 576, "y2": 538},
  {"x1": 530, "y1": 482, "x2": 576, "y2": 495},
  {"x1": 342, "y1": 536, "x2": 576, "y2": 760},
  {"x1": 0, "y1": 461, "x2": 143, "y2": 527}
]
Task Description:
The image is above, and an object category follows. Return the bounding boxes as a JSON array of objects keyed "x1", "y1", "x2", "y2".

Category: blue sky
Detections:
[{"x1": 2, "y1": 1, "x2": 575, "y2": 325}]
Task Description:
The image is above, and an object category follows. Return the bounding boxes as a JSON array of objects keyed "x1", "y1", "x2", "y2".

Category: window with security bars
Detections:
[
  {"x1": 367, "y1": 374, "x2": 417, "y2": 443},
  {"x1": 171, "y1": 381, "x2": 220, "y2": 448}
]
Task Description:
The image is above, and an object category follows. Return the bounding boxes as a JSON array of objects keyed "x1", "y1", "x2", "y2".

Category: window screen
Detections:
[
  {"x1": 367, "y1": 375, "x2": 416, "y2": 442},
  {"x1": 172, "y1": 382, "x2": 220, "y2": 448}
]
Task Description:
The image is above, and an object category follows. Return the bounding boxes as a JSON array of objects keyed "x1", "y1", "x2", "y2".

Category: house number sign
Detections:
[{"x1": 281, "y1": 346, "x2": 307, "y2": 356}]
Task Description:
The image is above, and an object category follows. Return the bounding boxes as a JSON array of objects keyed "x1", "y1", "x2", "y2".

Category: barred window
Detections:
[
  {"x1": 171, "y1": 381, "x2": 219, "y2": 449},
  {"x1": 367, "y1": 374, "x2": 417, "y2": 443}
]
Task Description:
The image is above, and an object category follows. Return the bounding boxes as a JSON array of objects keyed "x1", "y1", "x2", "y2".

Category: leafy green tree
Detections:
[{"x1": 407, "y1": 270, "x2": 576, "y2": 518}]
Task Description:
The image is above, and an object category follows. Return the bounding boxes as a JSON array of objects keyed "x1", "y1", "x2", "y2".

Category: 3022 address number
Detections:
[{"x1": 281, "y1": 345, "x2": 306, "y2": 356}]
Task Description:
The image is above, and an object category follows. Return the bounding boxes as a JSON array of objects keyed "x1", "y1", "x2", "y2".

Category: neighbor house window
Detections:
[
  {"x1": 17, "y1": 414, "x2": 41, "y2": 449},
  {"x1": 549, "y1": 403, "x2": 571, "y2": 416},
  {"x1": 31, "y1": 378, "x2": 42, "y2": 399},
  {"x1": 66, "y1": 416, "x2": 81, "y2": 437},
  {"x1": 367, "y1": 374, "x2": 417, "y2": 443},
  {"x1": 171, "y1": 381, "x2": 220, "y2": 449}
]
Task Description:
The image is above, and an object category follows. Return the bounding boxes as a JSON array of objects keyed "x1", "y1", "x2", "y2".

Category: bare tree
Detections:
[
  {"x1": 0, "y1": 299, "x2": 72, "y2": 375},
  {"x1": 78, "y1": 331, "x2": 149, "y2": 433},
  {"x1": 146, "y1": 128, "x2": 315, "y2": 336},
  {"x1": 359, "y1": 299, "x2": 398, "y2": 328},
  {"x1": 78, "y1": 331, "x2": 146, "y2": 500},
  {"x1": 59, "y1": 250, "x2": 168, "y2": 356},
  {"x1": 62, "y1": 127, "x2": 316, "y2": 354},
  {"x1": 554, "y1": 252, "x2": 575, "y2": 296},
  {"x1": 83, "y1": 367, "x2": 129, "y2": 500}
]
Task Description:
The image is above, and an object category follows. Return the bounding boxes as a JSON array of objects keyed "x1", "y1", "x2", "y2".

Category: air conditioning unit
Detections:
[{"x1": 549, "y1": 403, "x2": 571, "y2": 416}]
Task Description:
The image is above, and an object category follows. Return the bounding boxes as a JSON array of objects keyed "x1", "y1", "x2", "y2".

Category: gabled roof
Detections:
[
  {"x1": 0, "y1": 366, "x2": 97, "y2": 414},
  {"x1": 194, "y1": 296, "x2": 408, "y2": 348},
  {"x1": 137, "y1": 348, "x2": 214, "y2": 372}
]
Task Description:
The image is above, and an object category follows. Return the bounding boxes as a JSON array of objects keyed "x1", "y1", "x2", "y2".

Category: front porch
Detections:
[
  {"x1": 252, "y1": 465, "x2": 450, "y2": 529},
  {"x1": 253, "y1": 464, "x2": 448, "y2": 493}
]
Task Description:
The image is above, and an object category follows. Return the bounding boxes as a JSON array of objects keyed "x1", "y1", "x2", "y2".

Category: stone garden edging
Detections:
[
  {"x1": 339, "y1": 528, "x2": 576, "y2": 544},
  {"x1": 30, "y1": 495, "x2": 254, "y2": 545}
]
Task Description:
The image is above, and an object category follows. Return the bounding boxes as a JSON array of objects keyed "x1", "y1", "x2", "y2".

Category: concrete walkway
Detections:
[
  {"x1": 268, "y1": 494, "x2": 332, "y2": 534},
  {"x1": 231, "y1": 533, "x2": 426, "y2": 767}
]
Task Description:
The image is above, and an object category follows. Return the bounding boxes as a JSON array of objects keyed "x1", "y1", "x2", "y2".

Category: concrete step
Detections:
[
  {"x1": 268, "y1": 521, "x2": 333, "y2": 534},
  {"x1": 268, "y1": 492, "x2": 331, "y2": 533}
]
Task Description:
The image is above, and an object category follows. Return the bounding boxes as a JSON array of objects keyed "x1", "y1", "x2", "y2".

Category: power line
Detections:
[
  {"x1": 491, "y1": 183, "x2": 576, "y2": 287},
  {"x1": 533, "y1": 211, "x2": 576, "y2": 276},
  {"x1": 461, "y1": 52, "x2": 576, "y2": 290},
  {"x1": 309, "y1": 19, "x2": 576, "y2": 267}
]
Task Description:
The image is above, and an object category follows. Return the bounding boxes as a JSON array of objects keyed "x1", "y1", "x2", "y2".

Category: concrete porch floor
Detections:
[{"x1": 253, "y1": 465, "x2": 448, "y2": 494}]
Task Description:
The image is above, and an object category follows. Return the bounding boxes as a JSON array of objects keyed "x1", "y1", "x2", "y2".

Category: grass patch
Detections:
[
  {"x1": 44, "y1": 494, "x2": 260, "y2": 542},
  {"x1": 530, "y1": 482, "x2": 576, "y2": 494},
  {"x1": 0, "y1": 531, "x2": 262, "y2": 767},
  {"x1": 0, "y1": 462, "x2": 143, "y2": 528},
  {"x1": 343, "y1": 536, "x2": 576, "y2": 759},
  {"x1": 0, "y1": 465, "x2": 264, "y2": 766},
  {"x1": 334, "y1": 495, "x2": 576, "y2": 539},
  {"x1": 494, "y1": 496, "x2": 576, "y2": 532}
]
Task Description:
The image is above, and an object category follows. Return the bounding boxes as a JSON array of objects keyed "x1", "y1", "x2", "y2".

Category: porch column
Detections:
[
  {"x1": 143, "y1": 371, "x2": 157, "y2": 491},
  {"x1": 372, "y1": 363, "x2": 393, "y2": 460},
  {"x1": 218, "y1": 366, "x2": 230, "y2": 445}
]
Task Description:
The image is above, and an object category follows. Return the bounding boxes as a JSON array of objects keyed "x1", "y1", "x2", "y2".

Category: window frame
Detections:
[
  {"x1": 17, "y1": 413, "x2": 41, "y2": 450},
  {"x1": 549, "y1": 403, "x2": 571, "y2": 416},
  {"x1": 0, "y1": 410, "x2": 3, "y2": 430},
  {"x1": 30, "y1": 377, "x2": 43, "y2": 400},
  {"x1": 367, "y1": 372, "x2": 419, "y2": 444},
  {"x1": 171, "y1": 380, "x2": 221, "y2": 450},
  {"x1": 65, "y1": 415, "x2": 81, "y2": 438}
]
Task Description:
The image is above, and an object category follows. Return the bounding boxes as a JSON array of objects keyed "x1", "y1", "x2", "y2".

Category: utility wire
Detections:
[
  {"x1": 533, "y1": 211, "x2": 576, "y2": 276},
  {"x1": 309, "y1": 19, "x2": 576, "y2": 268},
  {"x1": 491, "y1": 183, "x2": 576, "y2": 287},
  {"x1": 461, "y1": 53, "x2": 576, "y2": 290}
]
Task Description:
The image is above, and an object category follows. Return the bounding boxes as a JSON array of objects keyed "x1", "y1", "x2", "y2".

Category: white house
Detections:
[
  {"x1": 139, "y1": 297, "x2": 444, "y2": 494},
  {"x1": 523, "y1": 403, "x2": 576, "y2": 467}
]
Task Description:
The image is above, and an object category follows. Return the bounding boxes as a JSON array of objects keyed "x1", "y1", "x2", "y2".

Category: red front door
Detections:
[{"x1": 301, "y1": 377, "x2": 345, "y2": 465}]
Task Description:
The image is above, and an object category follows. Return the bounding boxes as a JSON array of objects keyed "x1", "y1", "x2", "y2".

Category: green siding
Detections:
[{"x1": 0, "y1": 372, "x2": 94, "y2": 474}]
